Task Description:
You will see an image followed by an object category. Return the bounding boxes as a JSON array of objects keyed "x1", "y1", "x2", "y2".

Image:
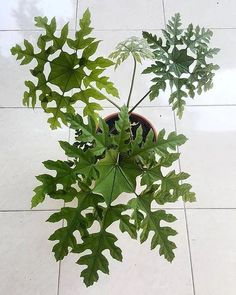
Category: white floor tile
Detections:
[
  {"x1": 187, "y1": 209, "x2": 236, "y2": 295},
  {"x1": 0, "y1": 211, "x2": 59, "y2": 295},
  {"x1": 164, "y1": 0, "x2": 236, "y2": 28},
  {"x1": 0, "y1": 0, "x2": 76, "y2": 30},
  {"x1": 59, "y1": 209, "x2": 193, "y2": 295},
  {"x1": 176, "y1": 106, "x2": 236, "y2": 208},
  {"x1": 78, "y1": 0, "x2": 165, "y2": 30},
  {"x1": 0, "y1": 109, "x2": 69, "y2": 210}
]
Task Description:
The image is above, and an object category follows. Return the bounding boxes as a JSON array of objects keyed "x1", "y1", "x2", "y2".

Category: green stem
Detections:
[
  {"x1": 88, "y1": 83, "x2": 121, "y2": 110},
  {"x1": 128, "y1": 90, "x2": 152, "y2": 113},
  {"x1": 105, "y1": 96, "x2": 121, "y2": 110},
  {"x1": 127, "y1": 56, "x2": 137, "y2": 108}
]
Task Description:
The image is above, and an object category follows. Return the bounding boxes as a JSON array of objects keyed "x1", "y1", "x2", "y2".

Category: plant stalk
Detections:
[
  {"x1": 128, "y1": 90, "x2": 152, "y2": 113},
  {"x1": 88, "y1": 83, "x2": 121, "y2": 110},
  {"x1": 105, "y1": 97, "x2": 121, "y2": 110},
  {"x1": 127, "y1": 56, "x2": 137, "y2": 108}
]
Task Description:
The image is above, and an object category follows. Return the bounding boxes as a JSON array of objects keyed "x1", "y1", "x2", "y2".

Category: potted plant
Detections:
[{"x1": 11, "y1": 9, "x2": 219, "y2": 287}]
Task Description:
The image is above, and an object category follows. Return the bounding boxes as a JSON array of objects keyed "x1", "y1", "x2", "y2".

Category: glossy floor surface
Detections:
[{"x1": 1, "y1": 1, "x2": 236, "y2": 294}]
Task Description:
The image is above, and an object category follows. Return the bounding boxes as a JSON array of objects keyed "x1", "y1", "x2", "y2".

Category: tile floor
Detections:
[{"x1": 0, "y1": 0, "x2": 236, "y2": 294}]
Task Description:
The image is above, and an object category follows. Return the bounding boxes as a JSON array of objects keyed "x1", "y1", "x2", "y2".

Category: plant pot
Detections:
[{"x1": 104, "y1": 112, "x2": 157, "y2": 142}]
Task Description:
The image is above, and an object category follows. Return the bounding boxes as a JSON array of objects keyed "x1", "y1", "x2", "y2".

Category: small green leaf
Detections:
[
  {"x1": 109, "y1": 36, "x2": 154, "y2": 68},
  {"x1": 31, "y1": 174, "x2": 56, "y2": 208}
]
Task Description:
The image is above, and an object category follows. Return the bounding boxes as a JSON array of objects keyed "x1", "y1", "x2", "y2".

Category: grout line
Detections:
[
  {"x1": 56, "y1": 117, "x2": 71, "y2": 295},
  {"x1": 0, "y1": 209, "x2": 59, "y2": 213},
  {"x1": 2, "y1": 207, "x2": 236, "y2": 213},
  {"x1": 56, "y1": 219, "x2": 64, "y2": 295},
  {"x1": 0, "y1": 29, "x2": 77, "y2": 32},
  {"x1": 151, "y1": 207, "x2": 184, "y2": 210},
  {"x1": 172, "y1": 113, "x2": 185, "y2": 209},
  {"x1": 183, "y1": 207, "x2": 196, "y2": 295},
  {"x1": 162, "y1": 0, "x2": 167, "y2": 27},
  {"x1": 57, "y1": 261, "x2": 62, "y2": 295},
  {"x1": 2, "y1": 104, "x2": 236, "y2": 110},
  {"x1": 1, "y1": 207, "x2": 235, "y2": 213},
  {"x1": 173, "y1": 111, "x2": 196, "y2": 295},
  {"x1": 94, "y1": 28, "x2": 163, "y2": 32},
  {"x1": 74, "y1": 0, "x2": 79, "y2": 31},
  {"x1": 0, "y1": 106, "x2": 42, "y2": 109},
  {"x1": 0, "y1": 28, "x2": 163, "y2": 33},
  {"x1": 2, "y1": 27, "x2": 236, "y2": 33},
  {"x1": 185, "y1": 104, "x2": 236, "y2": 107},
  {"x1": 186, "y1": 207, "x2": 236, "y2": 210}
]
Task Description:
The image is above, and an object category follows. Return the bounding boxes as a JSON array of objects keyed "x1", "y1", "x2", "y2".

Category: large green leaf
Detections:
[
  {"x1": 128, "y1": 186, "x2": 177, "y2": 262},
  {"x1": 73, "y1": 203, "x2": 136, "y2": 286},
  {"x1": 31, "y1": 160, "x2": 77, "y2": 208},
  {"x1": 143, "y1": 13, "x2": 219, "y2": 118},
  {"x1": 141, "y1": 154, "x2": 196, "y2": 204},
  {"x1": 74, "y1": 230, "x2": 122, "y2": 286},
  {"x1": 11, "y1": 9, "x2": 119, "y2": 128},
  {"x1": 93, "y1": 149, "x2": 141, "y2": 204},
  {"x1": 47, "y1": 185, "x2": 103, "y2": 261}
]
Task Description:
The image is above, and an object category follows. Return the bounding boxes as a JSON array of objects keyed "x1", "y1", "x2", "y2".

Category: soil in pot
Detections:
[
  {"x1": 104, "y1": 112, "x2": 157, "y2": 142},
  {"x1": 74, "y1": 112, "x2": 157, "y2": 150}
]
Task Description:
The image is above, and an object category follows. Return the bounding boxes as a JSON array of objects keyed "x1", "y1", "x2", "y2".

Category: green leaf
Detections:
[
  {"x1": 163, "y1": 13, "x2": 183, "y2": 45},
  {"x1": 84, "y1": 69, "x2": 119, "y2": 98},
  {"x1": 31, "y1": 174, "x2": 56, "y2": 208},
  {"x1": 47, "y1": 186, "x2": 103, "y2": 261},
  {"x1": 59, "y1": 141, "x2": 98, "y2": 180},
  {"x1": 128, "y1": 186, "x2": 177, "y2": 261},
  {"x1": 65, "y1": 113, "x2": 109, "y2": 156},
  {"x1": 74, "y1": 230, "x2": 122, "y2": 287},
  {"x1": 112, "y1": 105, "x2": 131, "y2": 152},
  {"x1": 30, "y1": 107, "x2": 195, "y2": 286},
  {"x1": 131, "y1": 129, "x2": 187, "y2": 158},
  {"x1": 43, "y1": 160, "x2": 77, "y2": 189},
  {"x1": 143, "y1": 14, "x2": 219, "y2": 118},
  {"x1": 119, "y1": 215, "x2": 137, "y2": 239},
  {"x1": 170, "y1": 48, "x2": 194, "y2": 76},
  {"x1": 169, "y1": 78, "x2": 188, "y2": 118},
  {"x1": 109, "y1": 36, "x2": 154, "y2": 68},
  {"x1": 11, "y1": 9, "x2": 119, "y2": 129},
  {"x1": 73, "y1": 204, "x2": 127, "y2": 287},
  {"x1": 93, "y1": 149, "x2": 141, "y2": 204}
]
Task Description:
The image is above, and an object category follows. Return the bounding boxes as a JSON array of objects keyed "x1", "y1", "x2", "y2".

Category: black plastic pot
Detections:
[{"x1": 104, "y1": 112, "x2": 157, "y2": 142}]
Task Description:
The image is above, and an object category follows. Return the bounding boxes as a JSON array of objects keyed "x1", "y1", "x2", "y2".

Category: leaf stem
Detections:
[
  {"x1": 127, "y1": 56, "x2": 137, "y2": 108},
  {"x1": 88, "y1": 83, "x2": 121, "y2": 110},
  {"x1": 106, "y1": 97, "x2": 121, "y2": 110},
  {"x1": 128, "y1": 90, "x2": 152, "y2": 113}
]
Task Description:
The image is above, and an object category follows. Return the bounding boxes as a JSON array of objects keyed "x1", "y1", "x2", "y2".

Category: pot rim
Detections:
[{"x1": 104, "y1": 111, "x2": 157, "y2": 139}]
